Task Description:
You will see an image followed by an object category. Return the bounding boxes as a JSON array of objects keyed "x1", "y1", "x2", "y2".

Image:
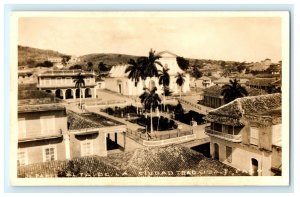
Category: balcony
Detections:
[
  {"x1": 18, "y1": 131, "x2": 63, "y2": 143},
  {"x1": 37, "y1": 82, "x2": 96, "y2": 89},
  {"x1": 204, "y1": 126, "x2": 242, "y2": 143}
]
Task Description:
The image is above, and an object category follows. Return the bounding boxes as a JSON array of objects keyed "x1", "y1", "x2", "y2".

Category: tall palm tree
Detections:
[
  {"x1": 158, "y1": 67, "x2": 170, "y2": 111},
  {"x1": 139, "y1": 87, "x2": 161, "y2": 134},
  {"x1": 125, "y1": 59, "x2": 142, "y2": 87},
  {"x1": 175, "y1": 72, "x2": 186, "y2": 99},
  {"x1": 221, "y1": 79, "x2": 248, "y2": 103},
  {"x1": 140, "y1": 49, "x2": 163, "y2": 90},
  {"x1": 73, "y1": 72, "x2": 85, "y2": 107}
]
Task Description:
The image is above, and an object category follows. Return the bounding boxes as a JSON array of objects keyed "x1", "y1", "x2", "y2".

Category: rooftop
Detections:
[
  {"x1": 248, "y1": 78, "x2": 278, "y2": 86},
  {"x1": 206, "y1": 93, "x2": 281, "y2": 126},
  {"x1": 67, "y1": 110, "x2": 124, "y2": 131},
  {"x1": 202, "y1": 85, "x2": 268, "y2": 98},
  {"x1": 38, "y1": 69, "x2": 96, "y2": 77},
  {"x1": 213, "y1": 77, "x2": 249, "y2": 85}
]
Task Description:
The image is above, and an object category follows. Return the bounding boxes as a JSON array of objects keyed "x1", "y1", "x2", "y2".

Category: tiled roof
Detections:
[
  {"x1": 248, "y1": 78, "x2": 278, "y2": 86},
  {"x1": 202, "y1": 85, "x2": 268, "y2": 98},
  {"x1": 214, "y1": 78, "x2": 249, "y2": 85},
  {"x1": 206, "y1": 93, "x2": 281, "y2": 126},
  {"x1": 108, "y1": 64, "x2": 129, "y2": 78},
  {"x1": 67, "y1": 110, "x2": 123, "y2": 131}
]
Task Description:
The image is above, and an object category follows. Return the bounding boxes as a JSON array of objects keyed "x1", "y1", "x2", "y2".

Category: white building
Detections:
[
  {"x1": 37, "y1": 70, "x2": 97, "y2": 100},
  {"x1": 104, "y1": 51, "x2": 190, "y2": 96}
]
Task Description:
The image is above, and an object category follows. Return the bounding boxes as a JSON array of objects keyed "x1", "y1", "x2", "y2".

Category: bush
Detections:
[
  {"x1": 133, "y1": 115, "x2": 177, "y2": 131},
  {"x1": 175, "y1": 110, "x2": 205, "y2": 125}
]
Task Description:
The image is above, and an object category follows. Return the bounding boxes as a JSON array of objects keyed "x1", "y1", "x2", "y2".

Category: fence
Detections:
[
  {"x1": 177, "y1": 98, "x2": 203, "y2": 111},
  {"x1": 126, "y1": 128, "x2": 193, "y2": 143}
]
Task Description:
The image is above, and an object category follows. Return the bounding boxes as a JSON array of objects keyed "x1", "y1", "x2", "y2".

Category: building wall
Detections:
[
  {"x1": 210, "y1": 136, "x2": 273, "y2": 176},
  {"x1": 69, "y1": 132, "x2": 101, "y2": 158},
  {"x1": 18, "y1": 138, "x2": 66, "y2": 165},
  {"x1": 105, "y1": 74, "x2": 190, "y2": 96},
  {"x1": 18, "y1": 110, "x2": 67, "y2": 139},
  {"x1": 18, "y1": 109, "x2": 68, "y2": 165}
]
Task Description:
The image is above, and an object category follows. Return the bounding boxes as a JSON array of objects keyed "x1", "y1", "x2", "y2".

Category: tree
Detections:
[
  {"x1": 139, "y1": 49, "x2": 163, "y2": 90},
  {"x1": 139, "y1": 87, "x2": 161, "y2": 134},
  {"x1": 69, "y1": 64, "x2": 82, "y2": 70},
  {"x1": 221, "y1": 79, "x2": 248, "y2": 103},
  {"x1": 125, "y1": 58, "x2": 143, "y2": 87},
  {"x1": 158, "y1": 67, "x2": 170, "y2": 111},
  {"x1": 176, "y1": 56, "x2": 189, "y2": 71},
  {"x1": 175, "y1": 72, "x2": 186, "y2": 99},
  {"x1": 191, "y1": 65, "x2": 203, "y2": 79},
  {"x1": 61, "y1": 55, "x2": 71, "y2": 66},
  {"x1": 87, "y1": 62, "x2": 93, "y2": 71},
  {"x1": 73, "y1": 72, "x2": 85, "y2": 107},
  {"x1": 98, "y1": 62, "x2": 109, "y2": 79}
]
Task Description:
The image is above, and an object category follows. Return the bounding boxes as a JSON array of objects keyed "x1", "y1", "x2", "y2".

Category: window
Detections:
[
  {"x1": 56, "y1": 77, "x2": 62, "y2": 85},
  {"x1": 44, "y1": 78, "x2": 51, "y2": 85},
  {"x1": 43, "y1": 146, "x2": 57, "y2": 162},
  {"x1": 17, "y1": 149, "x2": 27, "y2": 166},
  {"x1": 250, "y1": 127, "x2": 259, "y2": 145},
  {"x1": 40, "y1": 116, "x2": 55, "y2": 135},
  {"x1": 81, "y1": 140, "x2": 93, "y2": 156},
  {"x1": 226, "y1": 146, "x2": 232, "y2": 163},
  {"x1": 18, "y1": 118, "x2": 26, "y2": 138}
]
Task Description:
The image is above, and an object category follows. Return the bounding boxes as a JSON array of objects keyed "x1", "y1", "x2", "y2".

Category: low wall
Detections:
[{"x1": 143, "y1": 134, "x2": 196, "y2": 146}]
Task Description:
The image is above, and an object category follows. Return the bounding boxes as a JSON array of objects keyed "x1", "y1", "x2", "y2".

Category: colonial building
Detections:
[
  {"x1": 37, "y1": 70, "x2": 97, "y2": 100},
  {"x1": 248, "y1": 78, "x2": 279, "y2": 91},
  {"x1": 199, "y1": 85, "x2": 268, "y2": 109},
  {"x1": 213, "y1": 77, "x2": 249, "y2": 86},
  {"x1": 104, "y1": 51, "x2": 190, "y2": 96},
  {"x1": 18, "y1": 85, "x2": 126, "y2": 166},
  {"x1": 205, "y1": 93, "x2": 282, "y2": 176},
  {"x1": 18, "y1": 86, "x2": 68, "y2": 166}
]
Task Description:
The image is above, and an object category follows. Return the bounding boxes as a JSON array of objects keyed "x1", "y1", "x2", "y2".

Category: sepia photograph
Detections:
[{"x1": 10, "y1": 11, "x2": 290, "y2": 186}]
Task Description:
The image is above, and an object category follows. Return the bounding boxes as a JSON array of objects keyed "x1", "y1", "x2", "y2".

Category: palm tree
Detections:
[
  {"x1": 140, "y1": 49, "x2": 163, "y2": 90},
  {"x1": 158, "y1": 67, "x2": 170, "y2": 111},
  {"x1": 221, "y1": 79, "x2": 248, "y2": 103},
  {"x1": 139, "y1": 87, "x2": 161, "y2": 134},
  {"x1": 125, "y1": 59, "x2": 142, "y2": 87},
  {"x1": 175, "y1": 72, "x2": 186, "y2": 99},
  {"x1": 73, "y1": 72, "x2": 85, "y2": 107}
]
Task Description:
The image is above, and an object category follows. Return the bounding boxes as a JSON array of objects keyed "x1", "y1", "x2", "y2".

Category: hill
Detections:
[
  {"x1": 77, "y1": 53, "x2": 139, "y2": 70},
  {"x1": 18, "y1": 45, "x2": 68, "y2": 67}
]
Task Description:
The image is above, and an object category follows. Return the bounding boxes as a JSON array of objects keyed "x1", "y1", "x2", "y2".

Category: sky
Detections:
[{"x1": 18, "y1": 15, "x2": 282, "y2": 62}]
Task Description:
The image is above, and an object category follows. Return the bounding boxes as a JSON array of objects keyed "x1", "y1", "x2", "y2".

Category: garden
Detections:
[{"x1": 128, "y1": 115, "x2": 177, "y2": 131}]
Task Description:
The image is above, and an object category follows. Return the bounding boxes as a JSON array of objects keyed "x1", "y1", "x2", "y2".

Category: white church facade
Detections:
[{"x1": 104, "y1": 51, "x2": 190, "y2": 96}]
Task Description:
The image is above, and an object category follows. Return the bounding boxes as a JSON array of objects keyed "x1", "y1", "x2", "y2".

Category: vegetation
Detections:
[
  {"x1": 129, "y1": 115, "x2": 177, "y2": 131},
  {"x1": 158, "y1": 67, "x2": 171, "y2": 111},
  {"x1": 139, "y1": 87, "x2": 161, "y2": 134},
  {"x1": 125, "y1": 58, "x2": 143, "y2": 86},
  {"x1": 69, "y1": 64, "x2": 82, "y2": 70},
  {"x1": 61, "y1": 55, "x2": 71, "y2": 66},
  {"x1": 73, "y1": 73, "x2": 85, "y2": 107},
  {"x1": 87, "y1": 62, "x2": 93, "y2": 71},
  {"x1": 18, "y1": 45, "x2": 67, "y2": 67},
  {"x1": 221, "y1": 79, "x2": 248, "y2": 103},
  {"x1": 176, "y1": 56, "x2": 189, "y2": 71},
  {"x1": 36, "y1": 60, "x2": 53, "y2": 68},
  {"x1": 102, "y1": 105, "x2": 139, "y2": 118},
  {"x1": 175, "y1": 72, "x2": 186, "y2": 98}
]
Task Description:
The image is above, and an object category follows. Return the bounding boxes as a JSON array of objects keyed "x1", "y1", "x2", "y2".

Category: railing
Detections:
[
  {"x1": 37, "y1": 82, "x2": 96, "y2": 88},
  {"x1": 204, "y1": 126, "x2": 242, "y2": 142},
  {"x1": 38, "y1": 70, "x2": 95, "y2": 76},
  {"x1": 177, "y1": 98, "x2": 203, "y2": 111},
  {"x1": 18, "y1": 131, "x2": 63, "y2": 142},
  {"x1": 126, "y1": 128, "x2": 193, "y2": 143}
]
